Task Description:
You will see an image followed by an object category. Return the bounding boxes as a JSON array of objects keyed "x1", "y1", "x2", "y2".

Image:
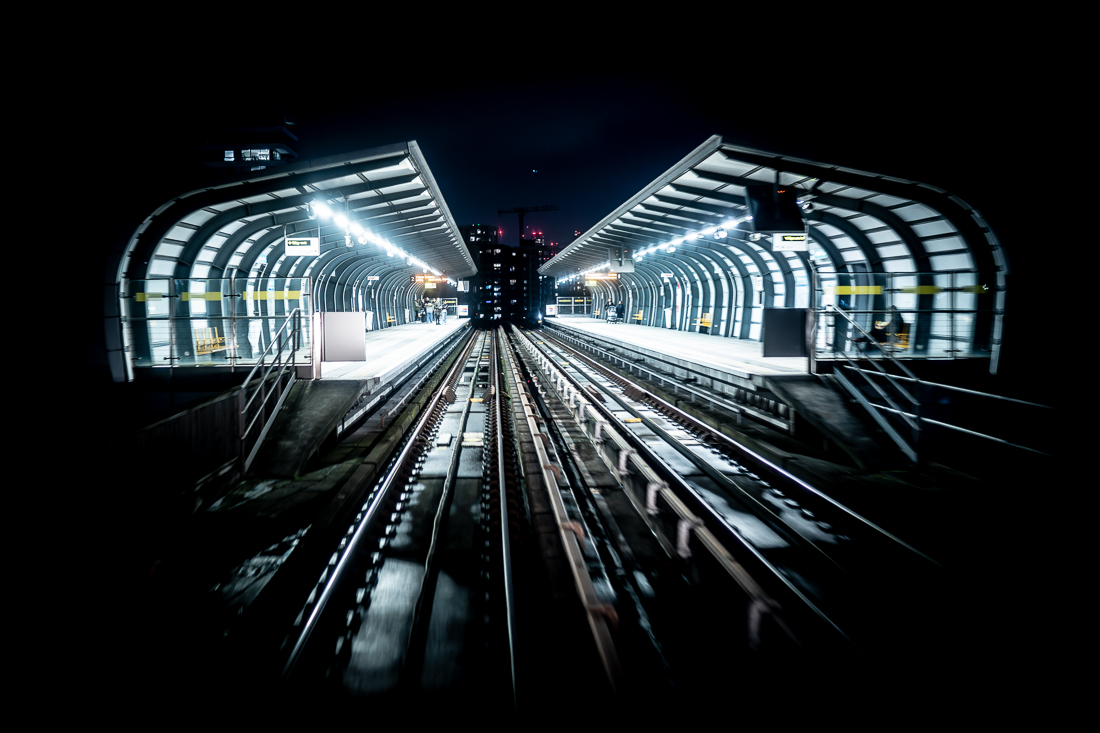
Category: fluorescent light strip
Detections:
[
  {"x1": 308, "y1": 199, "x2": 443, "y2": 276},
  {"x1": 631, "y1": 216, "x2": 753, "y2": 260}
]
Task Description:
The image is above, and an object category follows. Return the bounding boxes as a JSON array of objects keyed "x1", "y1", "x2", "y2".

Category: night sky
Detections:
[{"x1": 93, "y1": 52, "x2": 1031, "y2": 261}]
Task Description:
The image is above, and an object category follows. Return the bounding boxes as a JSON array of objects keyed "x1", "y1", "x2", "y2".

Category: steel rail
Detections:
[
  {"x1": 539, "y1": 327, "x2": 941, "y2": 568},
  {"x1": 494, "y1": 328, "x2": 519, "y2": 707},
  {"x1": 399, "y1": 333, "x2": 482, "y2": 689},
  {"x1": 500, "y1": 327, "x2": 625, "y2": 691},
  {"x1": 279, "y1": 327, "x2": 479, "y2": 681},
  {"x1": 508, "y1": 325, "x2": 835, "y2": 649},
  {"x1": 543, "y1": 321, "x2": 791, "y2": 432}
]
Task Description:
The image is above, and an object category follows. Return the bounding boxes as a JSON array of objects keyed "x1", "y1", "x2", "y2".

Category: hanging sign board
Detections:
[
  {"x1": 458, "y1": 305, "x2": 469, "y2": 316},
  {"x1": 286, "y1": 237, "x2": 320, "y2": 257},
  {"x1": 584, "y1": 273, "x2": 618, "y2": 280},
  {"x1": 545, "y1": 304, "x2": 557, "y2": 316},
  {"x1": 413, "y1": 275, "x2": 447, "y2": 283},
  {"x1": 661, "y1": 273, "x2": 673, "y2": 278},
  {"x1": 773, "y1": 233, "x2": 808, "y2": 251},
  {"x1": 424, "y1": 282, "x2": 436, "y2": 289},
  {"x1": 367, "y1": 275, "x2": 379, "y2": 281}
]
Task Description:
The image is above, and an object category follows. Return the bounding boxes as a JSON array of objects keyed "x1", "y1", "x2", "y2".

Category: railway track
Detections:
[
  {"x1": 508, "y1": 324, "x2": 947, "y2": 660},
  {"x1": 202, "y1": 323, "x2": 955, "y2": 708},
  {"x1": 273, "y1": 329, "x2": 518, "y2": 699}
]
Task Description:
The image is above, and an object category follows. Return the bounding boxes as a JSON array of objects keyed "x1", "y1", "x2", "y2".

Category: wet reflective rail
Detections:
[
  {"x1": 510, "y1": 324, "x2": 947, "y2": 663},
  {"x1": 275, "y1": 329, "x2": 521, "y2": 703}
]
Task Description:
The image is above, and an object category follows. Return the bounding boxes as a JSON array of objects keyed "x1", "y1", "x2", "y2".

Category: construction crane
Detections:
[{"x1": 498, "y1": 206, "x2": 560, "y2": 247}]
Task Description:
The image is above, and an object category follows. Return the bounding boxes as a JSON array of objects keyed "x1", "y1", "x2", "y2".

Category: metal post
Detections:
[
  {"x1": 950, "y1": 272, "x2": 957, "y2": 359},
  {"x1": 809, "y1": 263, "x2": 817, "y2": 375},
  {"x1": 167, "y1": 278, "x2": 176, "y2": 373}
]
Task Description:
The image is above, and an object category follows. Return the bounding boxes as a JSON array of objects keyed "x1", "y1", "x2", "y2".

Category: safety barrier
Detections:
[
  {"x1": 239, "y1": 308, "x2": 301, "y2": 474},
  {"x1": 194, "y1": 327, "x2": 228, "y2": 355}
]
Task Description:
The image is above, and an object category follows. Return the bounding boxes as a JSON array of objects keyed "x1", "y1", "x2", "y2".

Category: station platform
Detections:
[
  {"x1": 321, "y1": 318, "x2": 469, "y2": 382},
  {"x1": 248, "y1": 318, "x2": 471, "y2": 479},
  {"x1": 547, "y1": 316, "x2": 808, "y2": 379},
  {"x1": 544, "y1": 316, "x2": 894, "y2": 471}
]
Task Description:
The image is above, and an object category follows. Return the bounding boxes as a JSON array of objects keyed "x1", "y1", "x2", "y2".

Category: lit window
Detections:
[{"x1": 224, "y1": 150, "x2": 235, "y2": 162}]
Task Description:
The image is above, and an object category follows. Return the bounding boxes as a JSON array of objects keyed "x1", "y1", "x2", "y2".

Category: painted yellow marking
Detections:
[
  {"x1": 900, "y1": 286, "x2": 941, "y2": 295},
  {"x1": 624, "y1": 417, "x2": 642, "y2": 423},
  {"x1": 831, "y1": 286, "x2": 883, "y2": 295},
  {"x1": 962, "y1": 285, "x2": 989, "y2": 294},
  {"x1": 135, "y1": 293, "x2": 164, "y2": 301},
  {"x1": 470, "y1": 398, "x2": 484, "y2": 402},
  {"x1": 181, "y1": 292, "x2": 224, "y2": 301}
]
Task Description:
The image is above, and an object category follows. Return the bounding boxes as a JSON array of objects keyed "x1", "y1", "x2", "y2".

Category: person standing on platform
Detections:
[
  {"x1": 617, "y1": 301, "x2": 625, "y2": 323},
  {"x1": 441, "y1": 301, "x2": 448, "y2": 324},
  {"x1": 427, "y1": 299, "x2": 435, "y2": 324}
]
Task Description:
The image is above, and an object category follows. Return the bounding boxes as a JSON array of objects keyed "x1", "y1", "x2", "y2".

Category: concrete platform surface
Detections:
[
  {"x1": 321, "y1": 319, "x2": 468, "y2": 381},
  {"x1": 550, "y1": 317, "x2": 807, "y2": 377}
]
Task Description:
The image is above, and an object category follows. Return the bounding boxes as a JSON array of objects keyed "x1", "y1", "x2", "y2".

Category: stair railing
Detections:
[
  {"x1": 239, "y1": 308, "x2": 301, "y2": 474},
  {"x1": 829, "y1": 306, "x2": 922, "y2": 463}
]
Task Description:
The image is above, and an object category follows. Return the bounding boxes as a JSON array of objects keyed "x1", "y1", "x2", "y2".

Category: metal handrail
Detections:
[
  {"x1": 239, "y1": 308, "x2": 301, "y2": 474},
  {"x1": 843, "y1": 368, "x2": 1053, "y2": 409},
  {"x1": 829, "y1": 306, "x2": 922, "y2": 462}
]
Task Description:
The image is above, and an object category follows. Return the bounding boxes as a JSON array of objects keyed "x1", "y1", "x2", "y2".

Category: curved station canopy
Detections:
[
  {"x1": 540, "y1": 135, "x2": 1007, "y2": 367},
  {"x1": 108, "y1": 141, "x2": 475, "y2": 380}
]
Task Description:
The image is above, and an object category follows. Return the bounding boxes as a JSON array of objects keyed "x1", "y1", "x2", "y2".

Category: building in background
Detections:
[
  {"x1": 194, "y1": 107, "x2": 299, "y2": 174},
  {"x1": 462, "y1": 225, "x2": 537, "y2": 324}
]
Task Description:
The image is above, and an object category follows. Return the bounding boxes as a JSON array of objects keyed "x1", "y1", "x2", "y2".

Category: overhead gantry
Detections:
[
  {"x1": 105, "y1": 142, "x2": 476, "y2": 381},
  {"x1": 539, "y1": 136, "x2": 1007, "y2": 371}
]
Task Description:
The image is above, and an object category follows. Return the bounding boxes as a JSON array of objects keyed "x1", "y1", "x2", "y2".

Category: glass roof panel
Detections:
[
  {"x1": 180, "y1": 209, "x2": 217, "y2": 227},
  {"x1": 923, "y1": 236, "x2": 967, "y2": 253},
  {"x1": 154, "y1": 243, "x2": 183, "y2": 259},
  {"x1": 867, "y1": 229, "x2": 903, "y2": 245},
  {"x1": 876, "y1": 244, "x2": 909, "y2": 259},
  {"x1": 812, "y1": 223, "x2": 844, "y2": 237},
  {"x1": 237, "y1": 193, "x2": 278, "y2": 205},
  {"x1": 884, "y1": 258, "x2": 916, "y2": 272},
  {"x1": 892, "y1": 203, "x2": 938, "y2": 222},
  {"x1": 930, "y1": 253, "x2": 974, "y2": 270},
  {"x1": 912, "y1": 220, "x2": 956, "y2": 237},
  {"x1": 866, "y1": 193, "x2": 910, "y2": 208}
]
